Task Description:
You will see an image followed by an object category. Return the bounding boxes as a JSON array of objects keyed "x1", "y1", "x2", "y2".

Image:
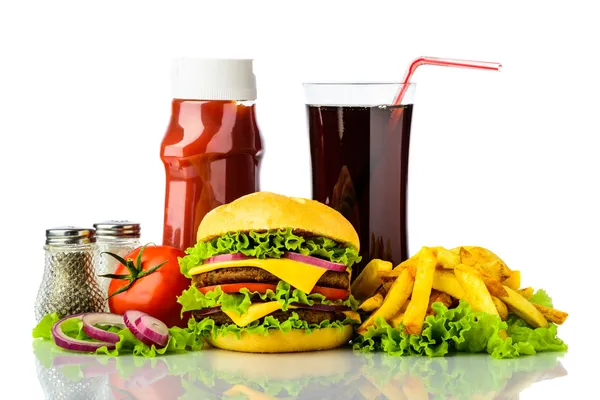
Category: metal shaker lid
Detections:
[
  {"x1": 46, "y1": 227, "x2": 96, "y2": 245},
  {"x1": 93, "y1": 220, "x2": 141, "y2": 239}
]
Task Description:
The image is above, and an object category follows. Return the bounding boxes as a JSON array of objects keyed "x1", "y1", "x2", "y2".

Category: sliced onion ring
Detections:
[
  {"x1": 52, "y1": 315, "x2": 115, "y2": 352},
  {"x1": 124, "y1": 310, "x2": 153, "y2": 346},
  {"x1": 124, "y1": 310, "x2": 169, "y2": 348},
  {"x1": 81, "y1": 313, "x2": 126, "y2": 344},
  {"x1": 204, "y1": 253, "x2": 250, "y2": 264},
  {"x1": 282, "y1": 252, "x2": 347, "y2": 271},
  {"x1": 135, "y1": 315, "x2": 169, "y2": 348}
]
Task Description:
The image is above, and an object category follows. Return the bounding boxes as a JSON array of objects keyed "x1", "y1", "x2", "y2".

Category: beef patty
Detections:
[
  {"x1": 193, "y1": 309, "x2": 347, "y2": 326},
  {"x1": 192, "y1": 267, "x2": 349, "y2": 290}
]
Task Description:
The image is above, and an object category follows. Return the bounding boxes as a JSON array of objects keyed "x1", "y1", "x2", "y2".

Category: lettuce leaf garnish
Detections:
[
  {"x1": 179, "y1": 228, "x2": 361, "y2": 278},
  {"x1": 352, "y1": 300, "x2": 567, "y2": 359},
  {"x1": 190, "y1": 311, "x2": 357, "y2": 340},
  {"x1": 32, "y1": 313, "x2": 204, "y2": 358},
  {"x1": 529, "y1": 289, "x2": 553, "y2": 308},
  {"x1": 177, "y1": 281, "x2": 359, "y2": 316}
]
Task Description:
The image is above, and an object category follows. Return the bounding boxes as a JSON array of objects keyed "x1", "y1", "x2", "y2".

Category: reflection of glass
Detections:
[
  {"x1": 305, "y1": 83, "x2": 416, "y2": 278},
  {"x1": 33, "y1": 343, "x2": 567, "y2": 400}
]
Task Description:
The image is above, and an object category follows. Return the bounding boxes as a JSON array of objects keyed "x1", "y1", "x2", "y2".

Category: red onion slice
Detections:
[
  {"x1": 135, "y1": 315, "x2": 169, "y2": 348},
  {"x1": 52, "y1": 315, "x2": 115, "y2": 352},
  {"x1": 290, "y1": 303, "x2": 351, "y2": 312},
  {"x1": 124, "y1": 310, "x2": 154, "y2": 347},
  {"x1": 81, "y1": 313, "x2": 126, "y2": 344},
  {"x1": 204, "y1": 253, "x2": 250, "y2": 264},
  {"x1": 282, "y1": 252, "x2": 347, "y2": 271},
  {"x1": 124, "y1": 310, "x2": 169, "y2": 348}
]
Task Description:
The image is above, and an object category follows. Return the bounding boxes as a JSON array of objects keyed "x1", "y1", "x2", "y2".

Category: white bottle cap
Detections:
[{"x1": 171, "y1": 58, "x2": 257, "y2": 101}]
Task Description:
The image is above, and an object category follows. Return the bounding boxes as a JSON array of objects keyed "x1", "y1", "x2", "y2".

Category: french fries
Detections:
[
  {"x1": 432, "y1": 270, "x2": 466, "y2": 299},
  {"x1": 433, "y1": 247, "x2": 461, "y2": 269},
  {"x1": 359, "y1": 293, "x2": 383, "y2": 312},
  {"x1": 517, "y1": 287, "x2": 534, "y2": 299},
  {"x1": 454, "y1": 264, "x2": 499, "y2": 316},
  {"x1": 481, "y1": 275, "x2": 509, "y2": 298},
  {"x1": 351, "y1": 259, "x2": 392, "y2": 301},
  {"x1": 427, "y1": 291, "x2": 453, "y2": 315},
  {"x1": 357, "y1": 267, "x2": 414, "y2": 334},
  {"x1": 390, "y1": 310, "x2": 405, "y2": 328},
  {"x1": 503, "y1": 270, "x2": 521, "y2": 290},
  {"x1": 491, "y1": 296, "x2": 509, "y2": 320},
  {"x1": 499, "y1": 286, "x2": 548, "y2": 328},
  {"x1": 403, "y1": 247, "x2": 437, "y2": 334},
  {"x1": 481, "y1": 260, "x2": 511, "y2": 282},
  {"x1": 351, "y1": 245, "x2": 567, "y2": 340},
  {"x1": 533, "y1": 303, "x2": 569, "y2": 325}
]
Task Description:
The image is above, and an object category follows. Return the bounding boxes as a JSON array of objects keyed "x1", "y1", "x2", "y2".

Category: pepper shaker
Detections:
[
  {"x1": 34, "y1": 227, "x2": 106, "y2": 321},
  {"x1": 93, "y1": 220, "x2": 141, "y2": 298}
]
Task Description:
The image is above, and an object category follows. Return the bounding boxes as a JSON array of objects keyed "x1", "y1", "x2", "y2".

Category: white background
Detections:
[{"x1": 0, "y1": 0, "x2": 598, "y2": 398}]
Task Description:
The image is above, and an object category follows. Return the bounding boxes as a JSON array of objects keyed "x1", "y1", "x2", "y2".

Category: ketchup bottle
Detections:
[{"x1": 160, "y1": 59, "x2": 263, "y2": 251}]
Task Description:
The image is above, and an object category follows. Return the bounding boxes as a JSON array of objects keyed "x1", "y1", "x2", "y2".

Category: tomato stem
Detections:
[{"x1": 98, "y1": 244, "x2": 168, "y2": 300}]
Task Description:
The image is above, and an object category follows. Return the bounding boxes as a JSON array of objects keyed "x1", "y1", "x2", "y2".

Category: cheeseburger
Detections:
[{"x1": 177, "y1": 192, "x2": 362, "y2": 353}]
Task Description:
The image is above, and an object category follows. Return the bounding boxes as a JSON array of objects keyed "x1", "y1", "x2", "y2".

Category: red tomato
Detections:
[
  {"x1": 199, "y1": 283, "x2": 277, "y2": 295},
  {"x1": 309, "y1": 286, "x2": 349, "y2": 301},
  {"x1": 199, "y1": 283, "x2": 349, "y2": 301},
  {"x1": 106, "y1": 245, "x2": 190, "y2": 328}
]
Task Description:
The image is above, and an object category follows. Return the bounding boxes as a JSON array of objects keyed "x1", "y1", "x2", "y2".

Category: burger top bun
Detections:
[{"x1": 196, "y1": 192, "x2": 360, "y2": 251}]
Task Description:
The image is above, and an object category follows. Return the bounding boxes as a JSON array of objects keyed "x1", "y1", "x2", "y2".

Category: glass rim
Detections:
[{"x1": 302, "y1": 82, "x2": 416, "y2": 86}]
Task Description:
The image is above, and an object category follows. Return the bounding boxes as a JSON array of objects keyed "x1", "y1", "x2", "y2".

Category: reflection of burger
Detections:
[
  {"x1": 180, "y1": 349, "x2": 361, "y2": 399},
  {"x1": 177, "y1": 192, "x2": 362, "y2": 353}
]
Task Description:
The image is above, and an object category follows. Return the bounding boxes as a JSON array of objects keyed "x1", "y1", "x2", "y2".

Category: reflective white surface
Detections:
[{"x1": 31, "y1": 340, "x2": 568, "y2": 400}]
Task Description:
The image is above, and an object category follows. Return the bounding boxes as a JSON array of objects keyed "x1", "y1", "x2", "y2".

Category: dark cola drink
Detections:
[{"x1": 307, "y1": 104, "x2": 413, "y2": 278}]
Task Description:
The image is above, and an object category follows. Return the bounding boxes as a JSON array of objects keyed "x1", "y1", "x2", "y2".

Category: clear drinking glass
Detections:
[{"x1": 304, "y1": 83, "x2": 416, "y2": 278}]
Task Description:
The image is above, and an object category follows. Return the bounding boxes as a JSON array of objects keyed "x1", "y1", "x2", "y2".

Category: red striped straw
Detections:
[{"x1": 393, "y1": 56, "x2": 502, "y2": 105}]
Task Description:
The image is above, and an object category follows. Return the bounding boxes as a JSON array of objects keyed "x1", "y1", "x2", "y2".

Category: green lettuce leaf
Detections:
[
  {"x1": 190, "y1": 311, "x2": 357, "y2": 340},
  {"x1": 529, "y1": 289, "x2": 553, "y2": 308},
  {"x1": 179, "y1": 228, "x2": 361, "y2": 278},
  {"x1": 177, "y1": 281, "x2": 359, "y2": 316},
  {"x1": 352, "y1": 300, "x2": 567, "y2": 359},
  {"x1": 32, "y1": 313, "x2": 204, "y2": 358}
]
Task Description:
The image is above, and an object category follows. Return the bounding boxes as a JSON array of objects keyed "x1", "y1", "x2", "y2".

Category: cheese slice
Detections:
[
  {"x1": 223, "y1": 301, "x2": 298, "y2": 327},
  {"x1": 189, "y1": 258, "x2": 332, "y2": 294}
]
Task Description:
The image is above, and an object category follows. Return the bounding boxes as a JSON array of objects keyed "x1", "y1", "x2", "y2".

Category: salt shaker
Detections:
[
  {"x1": 34, "y1": 227, "x2": 106, "y2": 322},
  {"x1": 93, "y1": 220, "x2": 141, "y2": 298}
]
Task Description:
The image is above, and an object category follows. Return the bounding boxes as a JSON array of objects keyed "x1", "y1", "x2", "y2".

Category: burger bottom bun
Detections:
[{"x1": 207, "y1": 325, "x2": 354, "y2": 353}]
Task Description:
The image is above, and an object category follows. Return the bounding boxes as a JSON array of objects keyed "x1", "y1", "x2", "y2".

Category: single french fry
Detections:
[
  {"x1": 351, "y1": 259, "x2": 393, "y2": 301},
  {"x1": 481, "y1": 275, "x2": 509, "y2": 298},
  {"x1": 403, "y1": 247, "x2": 437, "y2": 335},
  {"x1": 394, "y1": 253, "x2": 420, "y2": 271},
  {"x1": 357, "y1": 267, "x2": 414, "y2": 334},
  {"x1": 517, "y1": 287, "x2": 534, "y2": 299},
  {"x1": 491, "y1": 296, "x2": 509, "y2": 320},
  {"x1": 459, "y1": 247, "x2": 475, "y2": 266},
  {"x1": 533, "y1": 303, "x2": 569, "y2": 325},
  {"x1": 503, "y1": 270, "x2": 521, "y2": 290},
  {"x1": 359, "y1": 293, "x2": 383, "y2": 312},
  {"x1": 432, "y1": 270, "x2": 466, "y2": 299},
  {"x1": 499, "y1": 286, "x2": 548, "y2": 328},
  {"x1": 454, "y1": 264, "x2": 499, "y2": 316},
  {"x1": 378, "y1": 269, "x2": 402, "y2": 281},
  {"x1": 433, "y1": 247, "x2": 461, "y2": 269},
  {"x1": 481, "y1": 260, "x2": 511, "y2": 282},
  {"x1": 427, "y1": 291, "x2": 453, "y2": 315}
]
